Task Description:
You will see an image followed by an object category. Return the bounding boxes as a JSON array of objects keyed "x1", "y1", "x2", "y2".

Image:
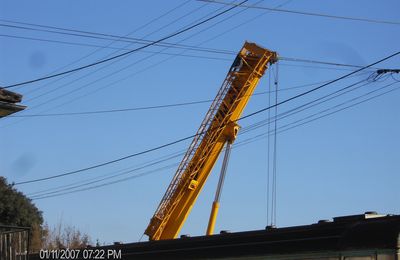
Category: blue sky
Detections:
[{"x1": 1, "y1": 0, "x2": 399, "y2": 244}]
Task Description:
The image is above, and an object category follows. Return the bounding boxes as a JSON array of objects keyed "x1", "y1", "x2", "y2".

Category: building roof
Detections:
[
  {"x1": 0, "y1": 88, "x2": 26, "y2": 117},
  {"x1": 30, "y1": 212, "x2": 400, "y2": 259}
]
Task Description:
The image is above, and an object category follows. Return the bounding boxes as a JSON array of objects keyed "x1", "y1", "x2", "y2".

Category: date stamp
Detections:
[{"x1": 39, "y1": 249, "x2": 122, "y2": 259}]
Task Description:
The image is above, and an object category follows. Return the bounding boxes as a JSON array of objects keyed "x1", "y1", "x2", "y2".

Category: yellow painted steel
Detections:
[
  {"x1": 206, "y1": 201, "x2": 220, "y2": 235},
  {"x1": 145, "y1": 42, "x2": 277, "y2": 240}
]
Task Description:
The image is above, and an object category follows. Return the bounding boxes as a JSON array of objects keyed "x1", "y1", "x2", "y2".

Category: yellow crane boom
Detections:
[{"x1": 145, "y1": 42, "x2": 277, "y2": 240}]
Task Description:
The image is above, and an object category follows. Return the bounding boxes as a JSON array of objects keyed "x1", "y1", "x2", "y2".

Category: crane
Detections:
[{"x1": 145, "y1": 42, "x2": 277, "y2": 240}]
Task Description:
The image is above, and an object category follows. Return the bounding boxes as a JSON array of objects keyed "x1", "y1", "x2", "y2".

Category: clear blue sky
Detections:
[{"x1": 1, "y1": 0, "x2": 399, "y2": 244}]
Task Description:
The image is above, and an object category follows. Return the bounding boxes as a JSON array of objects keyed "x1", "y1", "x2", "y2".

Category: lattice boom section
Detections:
[{"x1": 145, "y1": 42, "x2": 277, "y2": 240}]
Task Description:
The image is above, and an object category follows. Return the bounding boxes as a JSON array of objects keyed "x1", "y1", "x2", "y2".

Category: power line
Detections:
[
  {"x1": 8, "y1": 77, "x2": 348, "y2": 117},
  {"x1": 31, "y1": 164, "x2": 180, "y2": 200},
  {"x1": 28, "y1": 128, "x2": 267, "y2": 199},
  {"x1": 27, "y1": 80, "x2": 370, "y2": 196},
  {"x1": 14, "y1": 0, "x2": 376, "y2": 120},
  {"x1": 3, "y1": 16, "x2": 384, "y2": 70},
  {"x1": 23, "y1": 77, "x2": 367, "y2": 197},
  {"x1": 0, "y1": 13, "x2": 236, "y2": 56},
  {"x1": 13, "y1": 133, "x2": 197, "y2": 185},
  {"x1": 0, "y1": 1, "x2": 235, "y2": 130},
  {"x1": 0, "y1": 1, "x2": 250, "y2": 130},
  {"x1": 25, "y1": 75, "x2": 399, "y2": 198},
  {"x1": 2, "y1": 33, "x2": 373, "y2": 73},
  {"x1": 2, "y1": 1, "x2": 194, "y2": 94},
  {"x1": 277, "y1": 81, "x2": 400, "y2": 134},
  {"x1": 241, "y1": 79, "x2": 370, "y2": 134},
  {"x1": 27, "y1": 150, "x2": 188, "y2": 197},
  {"x1": 10, "y1": 1, "x2": 234, "y2": 112},
  {"x1": 0, "y1": 16, "x2": 381, "y2": 95},
  {"x1": 1, "y1": 0, "x2": 248, "y2": 89},
  {"x1": 199, "y1": 0, "x2": 400, "y2": 26},
  {"x1": 29, "y1": 79, "x2": 400, "y2": 200},
  {"x1": 5, "y1": 0, "x2": 276, "y2": 133},
  {"x1": 238, "y1": 51, "x2": 400, "y2": 121},
  {"x1": 29, "y1": 128, "x2": 285, "y2": 200},
  {"x1": 279, "y1": 57, "x2": 379, "y2": 70},
  {"x1": 13, "y1": 52, "x2": 399, "y2": 186},
  {"x1": 0, "y1": 33, "x2": 231, "y2": 62}
]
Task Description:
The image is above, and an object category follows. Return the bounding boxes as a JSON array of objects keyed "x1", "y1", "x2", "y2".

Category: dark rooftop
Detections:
[
  {"x1": 29, "y1": 212, "x2": 400, "y2": 260},
  {"x1": 0, "y1": 88, "x2": 26, "y2": 117}
]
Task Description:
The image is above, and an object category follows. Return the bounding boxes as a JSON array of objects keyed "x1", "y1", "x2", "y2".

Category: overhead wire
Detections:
[
  {"x1": 29, "y1": 127, "x2": 288, "y2": 200},
  {"x1": 25, "y1": 73, "x2": 399, "y2": 199},
  {"x1": 22, "y1": 77, "x2": 361, "y2": 197},
  {"x1": 1, "y1": 0, "x2": 249, "y2": 89},
  {"x1": 238, "y1": 51, "x2": 400, "y2": 122},
  {"x1": 0, "y1": 33, "x2": 231, "y2": 63},
  {"x1": 2, "y1": 0, "x2": 193, "y2": 94},
  {"x1": 12, "y1": 51, "x2": 400, "y2": 186},
  {"x1": 0, "y1": 1, "x2": 234, "y2": 128},
  {"x1": 1, "y1": 33, "x2": 373, "y2": 74},
  {"x1": 241, "y1": 79, "x2": 370, "y2": 134},
  {"x1": 0, "y1": 0, "x2": 266, "y2": 131},
  {"x1": 29, "y1": 79, "x2": 400, "y2": 200},
  {"x1": 0, "y1": 17, "x2": 386, "y2": 71},
  {"x1": 198, "y1": 0, "x2": 400, "y2": 26},
  {"x1": 20, "y1": 1, "x2": 216, "y2": 104},
  {"x1": 277, "y1": 81, "x2": 400, "y2": 134},
  {"x1": 8, "y1": 75, "x2": 366, "y2": 118},
  {"x1": 0, "y1": 14, "x2": 236, "y2": 57},
  {"x1": 4, "y1": 1, "x2": 232, "y2": 118},
  {"x1": 0, "y1": 32, "x2": 379, "y2": 75}
]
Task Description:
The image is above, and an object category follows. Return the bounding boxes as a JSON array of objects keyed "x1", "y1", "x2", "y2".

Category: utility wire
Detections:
[
  {"x1": 1, "y1": 17, "x2": 386, "y2": 69},
  {"x1": 199, "y1": 0, "x2": 400, "y2": 26},
  {"x1": 0, "y1": 32, "x2": 378, "y2": 72},
  {"x1": 26, "y1": 76, "x2": 399, "y2": 198},
  {"x1": 0, "y1": 1, "x2": 232, "y2": 129},
  {"x1": 238, "y1": 51, "x2": 400, "y2": 121},
  {"x1": 241, "y1": 79, "x2": 370, "y2": 134},
  {"x1": 1, "y1": 0, "x2": 248, "y2": 89},
  {"x1": 0, "y1": 1, "x2": 247, "y2": 130},
  {"x1": 1, "y1": 33, "x2": 373, "y2": 73},
  {"x1": 0, "y1": 33, "x2": 231, "y2": 62},
  {"x1": 2, "y1": 1, "x2": 193, "y2": 93},
  {"x1": 3, "y1": 0, "x2": 266, "y2": 132},
  {"x1": 0, "y1": 15, "x2": 235, "y2": 56},
  {"x1": 30, "y1": 80, "x2": 400, "y2": 200},
  {"x1": 9, "y1": 1, "x2": 230, "y2": 113},
  {"x1": 24, "y1": 78, "x2": 371, "y2": 197},
  {"x1": 30, "y1": 131, "x2": 278, "y2": 200},
  {"x1": 8, "y1": 77, "x2": 353, "y2": 118},
  {"x1": 13, "y1": 52, "x2": 399, "y2": 186},
  {"x1": 278, "y1": 81, "x2": 400, "y2": 134}
]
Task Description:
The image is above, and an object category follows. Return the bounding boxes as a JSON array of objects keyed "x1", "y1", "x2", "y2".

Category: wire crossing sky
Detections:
[
  {"x1": 12, "y1": 51, "x2": 400, "y2": 186},
  {"x1": 1, "y1": 0, "x2": 249, "y2": 89},
  {"x1": 1, "y1": 0, "x2": 399, "y2": 244}
]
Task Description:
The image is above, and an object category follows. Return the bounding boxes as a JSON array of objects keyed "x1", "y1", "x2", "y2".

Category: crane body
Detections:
[{"x1": 145, "y1": 42, "x2": 277, "y2": 240}]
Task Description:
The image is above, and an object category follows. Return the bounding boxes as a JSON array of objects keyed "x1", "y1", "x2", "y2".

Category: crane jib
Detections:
[{"x1": 145, "y1": 41, "x2": 277, "y2": 240}]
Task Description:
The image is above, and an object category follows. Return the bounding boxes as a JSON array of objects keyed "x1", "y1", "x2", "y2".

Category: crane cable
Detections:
[
  {"x1": 266, "y1": 65, "x2": 272, "y2": 225},
  {"x1": 272, "y1": 62, "x2": 279, "y2": 226}
]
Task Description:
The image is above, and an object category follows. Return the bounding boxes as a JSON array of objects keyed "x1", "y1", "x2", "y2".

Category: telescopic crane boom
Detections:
[{"x1": 145, "y1": 42, "x2": 277, "y2": 240}]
